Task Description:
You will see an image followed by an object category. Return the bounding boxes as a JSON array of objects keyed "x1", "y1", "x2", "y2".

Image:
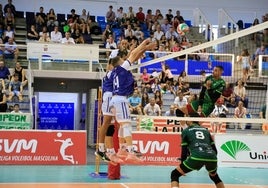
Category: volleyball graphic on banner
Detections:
[{"x1": 139, "y1": 117, "x2": 154, "y2": 131}]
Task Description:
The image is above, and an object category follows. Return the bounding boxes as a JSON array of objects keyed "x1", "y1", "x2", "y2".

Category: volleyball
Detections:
[
  {"x1": 139, "y1": 118, "x2": 154, "y2": 131},
  {"x1": 177, "y1": 23, "x2": 189, "y2": 35}
]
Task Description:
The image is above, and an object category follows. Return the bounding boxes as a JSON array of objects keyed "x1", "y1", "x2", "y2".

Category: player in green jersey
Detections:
[
  {"x1": 185, "y1": 66, "x2": 226, "y2": 117},
  {"x1": 170, "y1": 113, "x2": 225, "y2": 188}
]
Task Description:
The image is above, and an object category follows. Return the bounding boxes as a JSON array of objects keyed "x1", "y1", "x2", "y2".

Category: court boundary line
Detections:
[{"x1": 0, "y1": 183, "x2": 267, "y2": 187}]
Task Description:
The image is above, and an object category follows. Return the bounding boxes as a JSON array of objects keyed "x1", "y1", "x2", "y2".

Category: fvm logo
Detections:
[{"x1": 133, "y1": 140, "x2": 169, "y2": 154}]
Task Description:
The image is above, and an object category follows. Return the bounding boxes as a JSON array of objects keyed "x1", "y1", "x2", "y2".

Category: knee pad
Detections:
[
  {"x1": 122, "y1": 124, "x2": 132, "y2": 137},
  {"x1": 170, "y1": 169, "x2": 182, "y2": 182},
  {"x1": 209, "y1": 173, "x2": 222, "y2": 185},
  {"x1": 106, "y1": 124, "x2": 115, "y2": 136}
]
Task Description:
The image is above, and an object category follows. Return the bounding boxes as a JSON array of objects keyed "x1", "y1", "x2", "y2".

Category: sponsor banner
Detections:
[
  {"x1": 0, "y1": 130, "x2": 87, "y2": 165},
  {"x1": 137, "y1": 117, "x2": 226, "y2": 133},
  {"x1": 187, "y1": 60, "x2": 232, "y2": 76},
  {"x1": 140, "y1": 58, "x2": 185, "y2": 75},
  {"x1": 0, "y1": 113, "x2": 32, "y2": 129},
  {"x1": 38, "y1": 102, "x2": 74, "y2": 130},
  {"x1": 140, "y1": 56, "x2": 232, "y2": 76},
  {"x1": 215, "y1": 134, "x2": 268, "y2": 168},
  {"x1": 132, "y1": 132, "x2": 181, "y2": 166},
  {"x1": 27, "y1": 42, "x2": 99, "y2": 62}
]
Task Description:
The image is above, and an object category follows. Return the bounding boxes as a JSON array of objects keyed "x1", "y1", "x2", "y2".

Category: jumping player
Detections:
[
  {"x1": 170, "y1": 113, "x2": 225, "y2": 188},
  {"x1": 183, "y1": 66, "x2": 225, "y2": 117},
  {"x1": 95, "y1": 52, "x2": 123, "y2": 164},
  {"x1": 109, "y1": 38, "x2": 156, "y2": 162}
]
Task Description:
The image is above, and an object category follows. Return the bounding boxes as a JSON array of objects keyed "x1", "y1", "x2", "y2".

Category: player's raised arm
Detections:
[{"x1": 127, "y1": 39, "x2": 156, "y2": 64}]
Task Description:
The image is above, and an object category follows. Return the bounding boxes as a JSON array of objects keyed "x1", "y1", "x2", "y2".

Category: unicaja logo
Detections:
[{"x1": 220, "y1": 140, "x2": 250, "y2": 160}]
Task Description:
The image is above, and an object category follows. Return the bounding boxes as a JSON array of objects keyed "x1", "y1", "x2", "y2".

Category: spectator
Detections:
[
  {"x1": 140, "y1": 68, "x2": 151, "y2": 85},
  {"x1": 124, "y1": 24, "x2": 135, "y2": 38},
  {"x1": 136, "y1": 7, "x2": 145, "y2": 23},
  {"x1": 236, "y1": 49, "x2": 251, "y2": 84},
  {"x1": 252, "y1": 44, "x2": 267, "y2": 68},
  {"x1": 4, "y1": 37, "x2": 18, "y2": 61},
  {"x1": 153, "y1": 24, "x2": 164, "y2": 41},
  {"x1": 102, "y1": 24, "x2": 113, "y2": 42},
  {"x1": 105, "y1": 35, "x2": 117, "y2": 57},
  {"x1": 0, "y1": 60, "x2": 10, "y2": 89},
  {"x1": 79, "y1": 9, "x2": 88, "y2": 22},
  {"x1": 161, "y1": 19, "x2": 171, "y2": 34},
  {"x1": 178, "y1": 70, "x2": 189, "y2": 84},
  {"x1": 166, "y1": 9, "x2": 174, "y2": 23},
  {"x1": 71, "y1": 29, "x2": 84, "y2": 44},
  {"x1": 221, "y1": 82, "x2": 236, "y2": 107},
  {"x1": 151, "y1": 78, "x2": 161, "y2": 93},
  {"x1": 162, "y1": 62, "x2": 174, "y2": 84},
  {"x1": 210, "y1": 98, "x2": 229, "y2": 118},
  {"x1": 35, "y1": 6, "x2": 47, "y2": 30},
  {"x1": 141, "y1": 92, "x2": 149, "y2": 110},
  {"x1": 39, "y1": 31, "x2": 51, "y2": 42},
  {"x1": 27, "y1": 25, "x2": 39, "y2": 41},
  {"x1": 8, "y1": 73, "x2": 23, "y2": 102},
  {"x1": 145, "y1": 9, "x2": 153, "y2": 31},
  {"x1": 67, "y1": 9, "x2": 79, "y2": 33},
  {"x1": 127, "y1": 6, "x2": 136, "y2": 23},
  {"x1": 165, "y1": 104, "x2": 176, "y2": 116},
  {"x1": 13, "y1": 62, "x2": 27, "y2": 87},
  {"x1": 106, "y1": 5, "x2": 116, "y2": 24},
  {"x1": 0, "y1": 80, "x2": 7, "y2": 112},
  {"x1": 154, "y1": 90, "x2": 163, "y2": 109},
  {"x1": 165, "y1": 26, "x2": 179, "y2": 41},
  {"x1": 143, "y1": 97, "x2": 161, "y2": 116},
  {"x1": 116, "y1": 7, "x2": 124, "y2": 25},
  {"x1": 4, "y1": 7, "x2": 15, "y2": 29},
  {"x1": 174, "y1": 91, "x2": 188, "y2": 117},
  {"x1": 61, "y1": 32, "x2": 75, "y2": 44},
  {"x1": 234, "y1": 79, "x2": 248, "y2": 108},
  {"x1": 128, "y1": 90, "x2": 142, "y2": 115},
  {"x1": 10, "y1": 103, "x2": 22, "y2": 113},
  {"x1": 234, "y1": 101, "x2": 247, "y2": 130},
  {"x1": 4, "y1": 0, "x2": 16, "y2": 17},
  {"x1": 47, "y1": 8, "x2": 58, "y2": 28},
  {"x1": 50, "y1": 26, "x2": 62, "y2": 43},
  {"x1": 3, "y1": 25, "x2": 14, "y2": 43}
]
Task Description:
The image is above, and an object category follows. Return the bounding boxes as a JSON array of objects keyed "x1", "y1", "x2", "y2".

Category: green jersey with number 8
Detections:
[{"x1": 181, "y1": 123, "x2": 217, "y2": 161}]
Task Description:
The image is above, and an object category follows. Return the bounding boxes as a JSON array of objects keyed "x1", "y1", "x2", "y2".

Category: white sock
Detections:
[
  {"x1": 119, "y1": 143, "x2": 127, "y2": 150},
  {"x1": 127, "y1": 145, "x2": 134, "y2": 153},
  {"x1": 107, "y1": 148, "x2": 115, "y2": 154},
  {"x1": 98, "y1": 143, "x2": 105, "y2": 152}
]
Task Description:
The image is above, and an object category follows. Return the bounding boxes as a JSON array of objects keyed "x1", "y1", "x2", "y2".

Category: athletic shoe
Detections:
[
  {"x1": 133, "y1": 150, "x2": 143, "y2": 157},
  {"x1": 117, "y1": 149, "x2": 128, "y2": 158},
  {"x1": 95, "y1": 150, "x2": 111, "y2": 162},
  {"x1": 106, "y1": 153, "x2": 124, "y2": 164},
  {"x1": 125, "y1": 152, "x2": 143, "y2": 162}
]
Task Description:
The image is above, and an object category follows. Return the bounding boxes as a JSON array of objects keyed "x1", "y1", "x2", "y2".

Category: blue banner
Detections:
[
  {"x1": 38, "y1": 102, "x2": 74, "y2": 130},
  {"x1": 140, "y1": 56, "x2": 232, "y2": 76},
  {"x1": 187, "y1": 60, "x2": 232, "y2": 76},
  {"x1": 141, "y1": 57, "x2": 185, "y2": 75}
]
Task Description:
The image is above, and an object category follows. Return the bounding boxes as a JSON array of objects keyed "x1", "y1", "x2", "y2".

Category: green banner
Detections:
[{"x1": 0, "y1": 113, "x2": 32, "y2": 129}]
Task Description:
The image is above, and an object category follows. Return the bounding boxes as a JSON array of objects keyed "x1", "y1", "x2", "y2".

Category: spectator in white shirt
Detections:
[
  {"x1": 11, "y1": 104, "x2": 23, "y2": 114},
  {"x1": 165, "y1": 105, "x2": 176, "y2": 116},
  {"x1": 143, "y1": 97, "x2": 161, "y2": 116},
  {"x1": 51, "y1": 26, "x2": 62, "y2": 43},
  {"x1": 61, "y1": 32, "x2": 75, "y2": 44},
  {"x1": 153, "y1": 24, "x2": 164, "y2": 41},
  {"x1": 174, "y1": 91, "x2": 188, "y2": 117}
]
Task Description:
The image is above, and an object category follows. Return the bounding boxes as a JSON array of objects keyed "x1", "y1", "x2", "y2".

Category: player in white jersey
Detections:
[{"x1": 109, "y1": 39, "x2": 156, "y2": 162}]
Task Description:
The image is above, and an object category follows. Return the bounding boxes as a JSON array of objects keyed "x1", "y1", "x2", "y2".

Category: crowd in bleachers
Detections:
[{"x1": 0, "y1": 0, "x2": 267, "y2": 124}]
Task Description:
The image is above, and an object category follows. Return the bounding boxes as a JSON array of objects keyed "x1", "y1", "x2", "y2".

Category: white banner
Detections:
[
  {"x1": 27, "y1": 42, "x2": 99, "y2": 62},
  {"x1": 215, "y1": 134, "x2": 268, "y2": 168}
]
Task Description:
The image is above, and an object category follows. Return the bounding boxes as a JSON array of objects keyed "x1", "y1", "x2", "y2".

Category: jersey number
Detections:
[
  {"x1": 195, "y1": 131, "x2": 205, "y2": 139},
  {"x1": 113, "y1": 76, "x2": 119, "y2": 91}
]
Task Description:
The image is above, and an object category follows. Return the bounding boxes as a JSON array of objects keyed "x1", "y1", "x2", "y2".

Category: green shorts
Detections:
[
  {"x1": 188, "y1": 100, "x2": 214, "y2": 117},
  {"x1": 182, "y1": 156, "x2": 218, "y2": 173}
]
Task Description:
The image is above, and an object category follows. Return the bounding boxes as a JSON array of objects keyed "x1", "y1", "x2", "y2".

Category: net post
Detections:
[{"x1": 95, "y1": 86, "x2": 102, "y2": 174}]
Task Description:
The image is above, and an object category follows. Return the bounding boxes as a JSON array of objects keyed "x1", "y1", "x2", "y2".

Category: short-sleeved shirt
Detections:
[
  {"x1": 181, "y1": 123, "x2": 217, "y2": 161},
  {"x1": 9, "y1": 80, "x2": 21, "y2": 91},
  {"x1": 128, "y1": 96, "x2": 141, "y2": 107},
  {"x1": 0, "y1": 66, "x2": 10, "y2": 79}
]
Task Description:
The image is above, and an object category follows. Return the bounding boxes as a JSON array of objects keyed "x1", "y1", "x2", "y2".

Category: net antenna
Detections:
[{"x1": 129, "y1": 21, "x2": 268, "y2": 70}]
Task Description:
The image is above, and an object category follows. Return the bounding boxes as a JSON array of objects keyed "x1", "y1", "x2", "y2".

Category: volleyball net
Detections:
[{"x1": 131, "y1": 21, "x2": 268, "y2": 131}]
